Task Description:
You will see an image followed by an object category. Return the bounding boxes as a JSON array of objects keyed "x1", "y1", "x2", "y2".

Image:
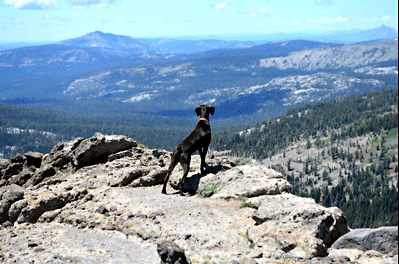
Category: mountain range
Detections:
[
  {"x1": 1, "y1": 25, "x2": 397, "y2": 52},
  {"x1": 196, "y1": 25, "x2": 399, "y2": 44},
  {"x1": 0, "y1": 25, "x2": 398, "y2": 128}
]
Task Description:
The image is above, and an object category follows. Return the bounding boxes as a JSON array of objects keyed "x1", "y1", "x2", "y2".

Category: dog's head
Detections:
[{"x1": 195, "y1": 105, "x2": 215, "y2": 119}]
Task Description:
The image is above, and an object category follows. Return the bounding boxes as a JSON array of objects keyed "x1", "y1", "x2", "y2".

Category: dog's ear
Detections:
[
  {"x1": 208, "y1": 105, "x2": 215, "y2": 115},
  {"x1": 195, "y1": 105, "x2": 202, "y2": 116}
]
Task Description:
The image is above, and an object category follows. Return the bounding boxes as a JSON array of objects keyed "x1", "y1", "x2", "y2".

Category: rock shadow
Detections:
[{"x1": 183, "y1": 164, "x2": 231, "y2": 195}]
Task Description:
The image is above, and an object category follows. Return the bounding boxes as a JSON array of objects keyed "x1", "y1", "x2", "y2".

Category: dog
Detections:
[{"x1": 162, "y1": 105, "x2": 215, "y2": 195}]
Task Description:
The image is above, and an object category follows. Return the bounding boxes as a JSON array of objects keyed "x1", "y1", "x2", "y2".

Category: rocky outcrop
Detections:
[
  {"x1": 326, "y1": 226, "x2": 398, "y2": 264},
  {"x1": 331, "y1": 226, "x2": 398, "y2": 254},
  {"x1": 0, "y1": 133, "x2": 137, "y2": 188},
  {"x1": 0, "y1": 133, "x2": 396, "y2": 263},
  {"x1": 248, "y1": 193, "x2": 349, "y2": 259}
]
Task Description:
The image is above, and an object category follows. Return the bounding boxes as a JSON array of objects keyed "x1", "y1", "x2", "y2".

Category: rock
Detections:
[
  {"x1": 0, "y1": 158, "x2": 9, "y2": 170},
  {"x1": 107, "y1": 147, "x2": 171, "y2": 187},
  {"x1": 71, "y1": 133, "x2": 137, "y2": 169},
  {"x1": 24, "y1": 151, "x2": 43, "y2": 169},
  {"x1": 41, "y1": 137, "x2": 85, "y2": 170},
  {"x1": 1, "y1": 220, "x2": 13, "y2": 228},
  {"x1": 8, "y1": 199, "x2": 28, "y2": 223},
  {"x1": 11, "y1": 153, "x2": 24, "y2": 164},
  {"x1": 331, "y1": 226, "x2": 398, "y2": 254},
  {"x1": 17, "y1": 188, "x2": 87, "y2": 223},
  {"x1": 0, "y1": 184, "x2": 25, "y2": 192},
  {"x1": 24, "y1": 165, "x2": 56, "y2": 187},
  {"x1": 108, "y1": 149, "x2": 134, "y2": 162},
  {"x1": 108, "y1": 167, "x2": 146, "y2": 187},
  {"x1": 169, "y1": 163, "x2": 290, "y2": 198},
  {"x1": 248, "y1": 193, "x2": 349, "y2": 259},
  {"x1": 0, "y1": 162, "x2": 24, "y2": 182},
  {"x1": 96, "y1": 205, "x2": 109, "y2": 215},
  {"x1": 0, "y1": 155, "x2": 26, "y2": 185},
  {"x1": 157, "y1": 240, "x2": 190, "y2": 264},
  {"x1": 0, "y1": 189, "x2": 24, "y2": 224},
  {"x1": 8, "y1": 170, "x2": 34, "y2": 186},
  {"x1": 214, "y1": 165, "x2": 291, "y2": 199},
  {"x1": 130, "y1": 166, "x2": 168, "y2": 187}
]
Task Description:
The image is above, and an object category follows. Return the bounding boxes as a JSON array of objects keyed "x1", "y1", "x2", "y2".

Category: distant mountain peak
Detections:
[
  {"x1": 378, "y1": 24, "x2": 396, "y2": 30},
  {"x1": 57, "y1": 31, "x2": 145, "y2": 54}
]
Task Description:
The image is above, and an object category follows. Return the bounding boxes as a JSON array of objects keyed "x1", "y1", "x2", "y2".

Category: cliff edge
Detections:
[{"x1": 0, "y1": 133, "x2": 396, "y2": 263}]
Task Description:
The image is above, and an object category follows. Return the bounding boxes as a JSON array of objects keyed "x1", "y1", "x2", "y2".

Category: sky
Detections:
[{"x1": 0, "y1": 0, "x2": 398, "y2": 42}]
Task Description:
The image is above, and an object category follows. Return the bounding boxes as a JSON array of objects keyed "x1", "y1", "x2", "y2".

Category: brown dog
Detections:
[{"x1": 162, "y1": 105, "x2": 215, "y2": 195}]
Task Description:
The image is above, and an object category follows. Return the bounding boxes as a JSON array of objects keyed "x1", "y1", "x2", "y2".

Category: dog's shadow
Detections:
[{"x1": 183, "y1": 164, "x2": 231, "y2": 196}]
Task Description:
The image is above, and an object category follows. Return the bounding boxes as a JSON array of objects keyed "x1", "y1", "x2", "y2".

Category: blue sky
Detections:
[{"x1": 0, "y1": 0, "x2": 397, "y2": 42}]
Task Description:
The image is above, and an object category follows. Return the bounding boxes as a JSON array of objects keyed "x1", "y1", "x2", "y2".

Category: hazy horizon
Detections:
[{"x1": 0, "y1": 0, "x2": 397, "y2": 42}]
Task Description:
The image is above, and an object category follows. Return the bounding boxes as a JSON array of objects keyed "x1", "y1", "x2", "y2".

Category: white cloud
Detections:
[
  {"x1": 307, "y1": 16, "x2": 349, "y2": 23},
  {"x1": 67, "y1": 0, "x2": 120, "y2": 9},
  {"x1": 259, "y1": 7, "x2": 267, "y2": 13},
  {"x1": 368, "y1": 15, "x2": 394, "y2": 23},
  {"x1": 381, "y1": 16, "x2": 393, "y2": 22},
  {"x1": 314, "y1": 0, "x2": 333, "y2": 5},
  {"x1": 212, "y1": 1, "x2": 228, "y2": 10},
  {"x1": 4, "y1": 0, "x2": 59, "y2": 9},
  {"x1": 250, "y1": 13, "x2": 256, "y2": 17}
]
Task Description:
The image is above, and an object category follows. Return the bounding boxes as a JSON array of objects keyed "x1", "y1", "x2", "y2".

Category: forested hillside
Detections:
[
  {"x1": 212, "y1": 89, "x2": 398, "y2": 228},
  {"x1": 0, "y1": 102, "x2": 194, "y2": 159}
]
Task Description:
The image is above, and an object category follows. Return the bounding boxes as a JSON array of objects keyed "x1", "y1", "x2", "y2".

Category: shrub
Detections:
[
  {"x1": 197, "y1": 184, "x2": 217, "y2": 198},
  {"x1": 239, "y1": 201, "x2": 261, "y2": 209}
]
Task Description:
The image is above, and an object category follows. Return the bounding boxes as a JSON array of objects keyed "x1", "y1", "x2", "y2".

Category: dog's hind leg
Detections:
[
  {"x1": 162, "y1": 149, "x2": 181, "y2": 194},
  {"x1": 199, "y1": 144, "x2": 209, "y2": 174},
  {"x1": 179, "y1": 152, "x2": 191, "y2": 196}
]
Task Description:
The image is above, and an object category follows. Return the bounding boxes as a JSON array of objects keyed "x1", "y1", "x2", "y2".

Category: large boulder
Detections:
[
  {"x1": 0, "y1": 156, "x2": 24, "y2": 183},
  {"x1": 168, "y1": 161, "x2": 290, "y2": 198},
  {"x1": 71, "y1": 133, "x2": 137, "y2": 169},
  {"x1": 331, "y1": 226, "x2": 398, "y2": 254},
  {"x1": 41, "y1": 133, "x2": 138, "y2": 172},
  {"x1": 16, "y1": 188, "x2": 87, "y2": 224},
  {"x1": 23, "y1": 151, "x2": 43, "y2": 169},
  {"x1": 0, "y1": 186, "x2": 25, "y2": 224},
  {"x1": 42, "y1": 137, "x2": 85, "y2": 169},
  {"x1": 24, "y1": 165, "x2": 56, "y2": 187},
  {"x1": 247, "y1": 193, "x2": 349, "y2": 259}
]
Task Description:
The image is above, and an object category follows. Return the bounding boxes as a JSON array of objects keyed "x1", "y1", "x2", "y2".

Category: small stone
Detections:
[
  {"x1": 2, "y1": 221, "x2": 13, "y2": 228},
  {"x1": 109, "y1": 205, "x2": 117, "y2": 212},
  {"x1": 157, "y1": 240, "x2": 189, "y2": 264},
  {"x1": 96, "y1": 205, "x2": 108, "y2": 214},
  {"x1": 148, "y1": 210, "x2": 163, "y2": 219},
  {"x1": 135, "y1": 214, "x2": 147, "y2": 219},
  {"x1": 28, "y1": 241, "x2": 38, "y2": 248},
  {"x1": 84, "y1": 194, "x2": 94, "y2": 201},
  {"x1": 34, "y1": 247, "x2": 45, "y2": 253}
]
